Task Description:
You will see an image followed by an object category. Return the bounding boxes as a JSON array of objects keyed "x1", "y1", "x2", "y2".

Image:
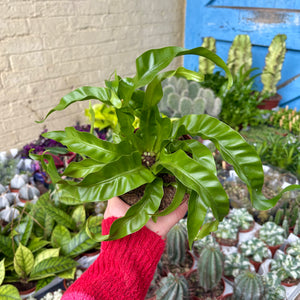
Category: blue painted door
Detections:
[{"x1": 184, "y1": 0, "x2": 300, "y2": 110}]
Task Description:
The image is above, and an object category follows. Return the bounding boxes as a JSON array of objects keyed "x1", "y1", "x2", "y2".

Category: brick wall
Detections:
[{"x1": 0, "y1": 0, "x2": 185, "y2": 151}]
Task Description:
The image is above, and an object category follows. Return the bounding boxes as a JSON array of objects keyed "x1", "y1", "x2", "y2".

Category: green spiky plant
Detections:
[
  {"x1": 159, "y1": 76, "x2": 222, "y2": 118},
  {"x1": 233, "y1": 271, "x2": 265, "y2": 300},
  {"x1": 156, "y1": 272, "x2": 189, "y2": 300},
  {"x1": 199, "y1": 37, "x2": 216, "y2": 75},
  {"x1": 196, "y1": 245, "x2": 224, "y2": 297},
  {"x1": 165, "y1": 219, "x2": 188, "y2": 265},
  {"x1": 227, "y1": 34, "x2": 252, "y2": 76},
  {"x1": 30, "y1": 46, "x2": 299, "y2": 248},
  {"x1": 261, "y1": 34, "x2": 287, "y2": 95}
]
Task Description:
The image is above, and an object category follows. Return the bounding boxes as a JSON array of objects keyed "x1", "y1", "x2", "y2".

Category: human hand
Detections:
[{"x1": 104, "y1": 196, "x2": 188, "y2": 238}]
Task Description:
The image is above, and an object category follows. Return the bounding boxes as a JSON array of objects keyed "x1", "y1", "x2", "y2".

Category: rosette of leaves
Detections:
[
  {"x1": 30, "y1": 46, "x2": 299, "y2": 247},
  {"x1": 214, "y1": 218, "x2": 239, "y2": 241},
  {"x1": 227, "y1": 208, "x2": 254, "y2": 231},
  {"x1": 224, "y1": 252, "x2": 251, "y2": 278},
  {"x1": 270, "y1": 252, "x2": 300, "y2": 282},
  {"x1": 263, "y1": 273, "x2": 286, "y2": 300},
  {"x1": 239, "y1": 238, "x2": 270, "y2": 263},
  {"x1": 258, "y1": 222, "x2": 285, "y2": 246},
  {"x1": 0, "y1": 259, "x2": 21, "y2": 299}
]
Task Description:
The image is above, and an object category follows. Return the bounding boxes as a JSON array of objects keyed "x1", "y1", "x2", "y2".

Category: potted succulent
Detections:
[
  {"x1": 190, "y1": 244, "x2": 225, "y2": 299},
  {"x1": 212, "y1": 218, "x2": 239, "y2": 247},
  {"x1": 285, "y1": 239, "x2": 300, "y2": 258},
  {"x1": 224, "y1": 252, "x2": 252, "y2": 282},
  {"x1": 258, "y1": 222, "x2": 285, "y2": 256},
  {"x1": 227, "y1": 208, "x2": 255, "y2": 232},
  {"x1": 262, "y1": 273, "x2": 286, "y2": 300},
  {"x1": 233, "y1": 271, "x2": 265, "y2": 300},
  {"x1": 30, "y1": 46, "x2": 298, "y2": 248},
  {"x1": 238, "y1": 237, "x2": 271, "y2": 272},
  {"x1": 270, "y1": 252, "x2": 300, "y2": 287},
  {"x1": 192, "y1": 234, "x2": 220, "y2": 257}
]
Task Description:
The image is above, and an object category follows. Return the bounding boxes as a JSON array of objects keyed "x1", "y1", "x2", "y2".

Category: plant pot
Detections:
[
  {"x1": 214, "y1": 236, "x2": 238, "y2": 247},
  {"x1": 11, "y1": 281, "x2": 37, "y2": 298},
  {"x1": 281, "y1": 277, "x2": 300, "y2": 287},
  {"x1": 249, "y1": 258, "x2": 263, "y2": 272},
  {"x1": 222, "y1": 293, "x2": 234, "y2": 300},
  {"x1": 257, "y1": 93, "x2": 282, "y2": 110},
  {"x1": 267, "y1": 244, "x2": 282, "y2": 257},
  {"x1": 239, "y1": 221, "x2": 255, "y2": 233}
]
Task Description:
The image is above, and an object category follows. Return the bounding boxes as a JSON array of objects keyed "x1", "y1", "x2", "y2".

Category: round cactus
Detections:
[
  {"x1": 233, "y1": 271, "x2": 265, "y2": 300},
  {"x1": 18, "y1": 184, "x2": 40, "y2": 202},
  {"x1": 197, "y1": 245, "x2": 224, "y2": 292},
  {"x1": 166, "y1": 219, "x2": 188, "y2": 266},
  {"x1": 10, "y1": 174, "x2": 27, "y2": 191},
  {"x1": 0, "y1": 193, "x2": 16, "y2": 209},
  {"x1": 156, "y1": 273, "x2": 189, "y2": 300}
]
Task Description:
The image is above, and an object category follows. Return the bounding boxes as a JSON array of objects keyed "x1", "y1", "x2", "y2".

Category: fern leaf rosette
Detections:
[
  {"x1": 224, "y1": 252, "x2": 251, "y2": 278},
  {"x1": 30, "y1": 46, "x2": 300, "y2": 247},
  {"x1": 258, "y1": 222, "x2": 285, "y2": 246},
  {"x1": 239, "y1": 238, "x2": 270, "y2": 263},
  {"x1": 270, "y1": 252, "x2": 300, "y2": 285}
]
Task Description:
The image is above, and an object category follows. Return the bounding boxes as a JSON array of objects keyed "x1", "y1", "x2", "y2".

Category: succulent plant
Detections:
[
  {"x1": 9, "y1": 174, "x2": 27, "y2": 192},
  {"x1": 0, "y1": 193, "x2": 16, "y2": 209},
  {"x1": 193, "y1": 235, "x2": 220, "y2": 256},
  {"x1": 199, "y1": 36, "x2": 216, "y2": 75},
  {"x1": 285, "y1": 239, "x2": 300, "y2": 258},
  {"x1": 261, "y1": 34, "x2": 287, "y2": 95},
  {"x1": 239, "y1": 237, "x2": 270, "y2": 263},
  {"x1": 159, "y1": 76, "x2": 222, "y2": 118},
  {"x1": 294, "y1": 217, "x2": 300, "y2": 236},
  {"x1": 18, "y1": 184, "x2": 40, "y2": 202},
  {"x1": 282, "y1": 216, "x2": 289, "y2": 238},
  {"x1": 262, "y1": 272, "x2": 286, "y2": 300},
  {"x1": 258, "y1": 222, "x2": 285, "y2": 246},
  {"x1": 166, "y1": 219, "x2": 188, "y2": 265},
  {"x1": 0, "y1": 184, "x2": 6, "y2": 195},
  {"x1": 0, "y1": 206, "x2": 20, "y2": 223},
  {"x1": 155, "y1": 272, "x2": 189, "y2": 300},
  {"x1": 214, "y1": 218, "x2": 239, "y2": 243},
  {"x1": 227, "y1": 208, "x2": 254, "y2": 231},
  {"x1": 227, "y1": 34, "x2": 252, "y2": 76},
  {"x1": 224, "y1": 252, "x2": 251, "y2": 278},
  {"x1": 233, "y1": 271, "x2": 265, "y2": 300},
  {"x1": 197, "y1": 245, "x2": 224, "y2": 292},
  {"x1": 270, "y1": 252, "x2": 300, "y2": 282}
]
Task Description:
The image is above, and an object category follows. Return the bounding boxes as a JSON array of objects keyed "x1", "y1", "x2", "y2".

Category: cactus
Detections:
[
  {"x1": 274, "y1": 208, "x2": 284, "y2": 225},
  {"x1": 156, "y1": 273, "x2": 189, "y2": 300},
  {"x1": 233, "y1": 271, "x2": 265, "y2": 300},
  {"x1": 0, "y1": 193, "x2": 16, "y2": 209},
  {"x1": 293, "y1": 212, "x2": 300, "y2": 236},
  {"x1": 18, "y1": 184, "x2": 40, "y2": 202},
  {"x1": 261, "y1": 34, "x2": 287, "y2": 94},
  {"x1": 10, "y1": 174, "x2": 27, "y2": 191},
  {"x1": 166, "y1": 219, "x2": 188, "y2": 265},
  {"x1": 160, "y1": 76, "x2": 222, "y2": 118},
  {"x1": 282, "y1": 216, "x2": 289, "y2": 238},
  {"x1": 227, "y1": 34, "x2": 252, "y2": 76},
  {"x1": 199, "y1": 37, "x2": 216, "y2": 75},
  {"x1": 197, "y1": 245, "x2": 224, "y2": 292}
]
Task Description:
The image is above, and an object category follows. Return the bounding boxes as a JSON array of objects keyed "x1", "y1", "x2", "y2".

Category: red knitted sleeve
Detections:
[{"x1": 62, "y1": 217, "x2": 166, "y2": 300}]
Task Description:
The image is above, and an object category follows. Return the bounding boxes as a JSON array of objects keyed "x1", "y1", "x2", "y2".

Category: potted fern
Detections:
[{"x1": 30, "y1": 46, "x2": 298, "y2": 248}]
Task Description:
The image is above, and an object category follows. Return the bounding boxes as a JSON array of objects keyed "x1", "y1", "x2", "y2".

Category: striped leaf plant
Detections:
[{"x1": 30, "y1": 46, "x2": 300, "y2": 248}]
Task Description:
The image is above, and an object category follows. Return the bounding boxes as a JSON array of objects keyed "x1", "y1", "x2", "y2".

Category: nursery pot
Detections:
[
  {"x1": 281, "y1": 277, "x2": 300, "y2": 287},
  {"x1": 257, "y1": 93, "x2": 282, "y2": 110},
  {"x1": 12, "y1": 281, "x2": 37, "y2": 298},
  {"x1": 267, "y1": 244, "x2": 282, "y2": 257}
]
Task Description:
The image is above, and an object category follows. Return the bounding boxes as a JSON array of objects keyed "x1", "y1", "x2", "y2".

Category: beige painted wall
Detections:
[{"x1": 0, "y1": 0, "x2": 185, "y2": 151}]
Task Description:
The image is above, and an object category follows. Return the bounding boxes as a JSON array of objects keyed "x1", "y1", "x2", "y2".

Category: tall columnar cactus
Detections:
[
  {"x1": 233, "y1": 271, "x2": 265, "y2": 300},
  {"x1": 160, "y1": 76, "x2": 222, "y2": 118},
  {"x1": 156, "y1": 273, "x2": 189, "y2": 300},
  {"x1": 261, "y1": 34, "x2": 287, "y2": 94},
  {"x1": 166, "y1": 219, "x2": 188, "y2": 265},
  {"x1": 227, "y1": 34, "x2": 252, "y2": 76},
  {"x1": 197, "y1": 245, "x2": 224, "y2": 292},
  {"x1": 199, "y1": 37, "x2": 216, "y2": 75}
]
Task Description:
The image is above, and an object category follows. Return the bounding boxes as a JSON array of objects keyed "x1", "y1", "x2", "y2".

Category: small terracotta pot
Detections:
[
  {"x1": 239, "y1": 221, "x2": 255, "y2": 233},
  {"x1": 281, "y1": 277, "x2": 300, "y2": 287},
  {"x1": 267, "y1": 244, "x2": 282, "y2": 257},
  {"x1": 257, "y1": 93, "x2": 282, "y2": 110},
  {"x1": 249, "y1": 258, "x2": 263, "y2": 272}
]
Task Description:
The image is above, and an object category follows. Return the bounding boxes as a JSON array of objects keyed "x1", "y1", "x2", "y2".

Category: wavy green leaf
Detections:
[
  {"x1": 196, "y1": 220, "x2": 219, "y2": 241},
  {"x1": 0, "y1": 259, "x2": 5, "y2": 286},
  {"x1": 27, "y1": 238, "x2": 49, "y2": 254},
  {"x1": 58, "y1": 152, "x2": 156, "y2": 204},
  {"x1": 0, "y1": 236, "x2": 13, "y2": 258},
  {"x1": 37, "y1": 86, "x2": 122, "y2": 122},
  {"x1": 36, "y1": 276, "x2": 55, "y2": 291},
  {"x1": 14, "y1": 244, "x2": 34, "y2": 278},
  {"x1": 85, "y1": 215, "x2": 106, "y2": 242},
  {"x1": 51, "y1": 225, "x2": 71, "y2": 255},
  {"x1": 42, "y1": 130, "x2": 66, "y2": 144},
  {"x1": 186, "y1": 191, "x2": 208, "y2": 248},
  {"x1": 58, "y1": 267, "x2": 76, "y2": 279},
  {"x1": 34, "y1": 249, "x2": 60, "y2": 268},
  {"x1": 15, "y1": 217, "x2": 33, "y2": 247},
  {"x1": 63, "y1": 159, "x2": 104, "y2": 178},
  {"x1": 108, "y1": 178, "x2": 163, "y2": 240},
  {"x1": 159, "y1": 149, "x2": 229, "y2": 220},
  {"x1": 30, "y1": 257, "x2": 78, "y2": 279},
  {"x1": 0, "y1": 285, "x2": 21, "y2": 299},
  {"x1": 72, "y1": 205, "x2": 86, "y2": 230}
]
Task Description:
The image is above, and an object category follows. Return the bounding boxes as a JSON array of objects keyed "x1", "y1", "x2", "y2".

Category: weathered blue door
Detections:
[{"x1": 185, "y1": 0, "x2": 300, "y2": 110}]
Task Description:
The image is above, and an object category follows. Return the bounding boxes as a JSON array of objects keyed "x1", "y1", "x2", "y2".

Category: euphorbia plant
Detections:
[{"x1": 30, "y1": 46, "x2": 299, "y2": 247}]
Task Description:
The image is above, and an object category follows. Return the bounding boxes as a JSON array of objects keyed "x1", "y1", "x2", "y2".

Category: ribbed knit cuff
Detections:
[{"x1": 62, "y1": 217, "x2": 166, "y2": 300}]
